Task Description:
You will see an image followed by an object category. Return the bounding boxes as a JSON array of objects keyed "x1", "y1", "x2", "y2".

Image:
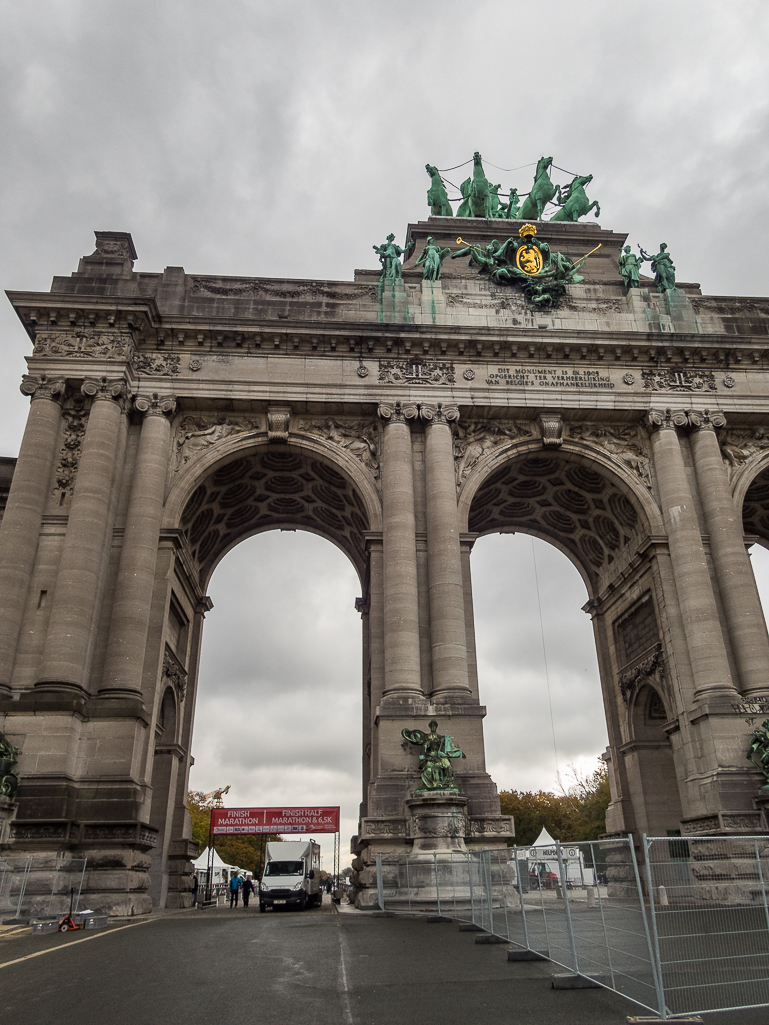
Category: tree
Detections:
[
  {"x1": 498, "y1": 760, "x2": 611, "y2": 847},
  {"x1": 186, "y1": 791, "x2": 282, "y2": 875}
]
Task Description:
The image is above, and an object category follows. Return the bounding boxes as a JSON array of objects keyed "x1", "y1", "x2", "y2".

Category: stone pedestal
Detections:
[{"x1": 406, "y1": 792, "x2": 469, "y2": 853}]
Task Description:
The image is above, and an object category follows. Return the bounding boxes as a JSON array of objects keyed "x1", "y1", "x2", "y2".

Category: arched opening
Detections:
[
  {"x1": 626, "y1": 684, "x2": 683, "y2": 835},
  {"x1": 188, "y1": 529, "x2": 361, "y2": 878},
  {"x1": 462, "y1": 445, "x2": 674, "y2": 839},
  {"x1": 471, "y1": 532, "x2": 606, "y2": 794}
]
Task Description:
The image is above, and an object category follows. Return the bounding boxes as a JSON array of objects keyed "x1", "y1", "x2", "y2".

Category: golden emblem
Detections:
[{"x1": 515, "y1": 242, "x2": 543, "y2": 275}]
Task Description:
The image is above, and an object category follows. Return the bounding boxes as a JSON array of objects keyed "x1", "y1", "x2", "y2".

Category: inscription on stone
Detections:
[{"x1": 486, "y1": 367, "x2": 614, "y2": 389}]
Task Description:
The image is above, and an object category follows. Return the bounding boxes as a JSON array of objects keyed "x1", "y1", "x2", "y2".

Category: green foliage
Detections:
[
  {"x1": 186, "y1": 791, "x2": 282, "y2": 875},
  {"x1": 499, "y1": 761, "x2": 611, "y2": 847}
]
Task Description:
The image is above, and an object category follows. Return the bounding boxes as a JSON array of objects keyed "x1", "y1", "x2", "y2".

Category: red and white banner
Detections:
[{"x1": 211, "y1": 806, "x2": 340, "y2": 835}]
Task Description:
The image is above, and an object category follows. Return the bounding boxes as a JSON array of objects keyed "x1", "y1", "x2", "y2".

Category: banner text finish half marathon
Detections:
[{"x1": 211, "y1": 807, "x2": 340, "y2": 835}]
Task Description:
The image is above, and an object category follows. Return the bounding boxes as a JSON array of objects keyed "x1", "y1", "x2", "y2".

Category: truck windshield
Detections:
[{"x1": 264, "y1": 861, "x2": 304, "y2": 876}]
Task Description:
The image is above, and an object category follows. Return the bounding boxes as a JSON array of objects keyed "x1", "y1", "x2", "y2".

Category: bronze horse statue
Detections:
[
  {"x1": 518, "y1": 156, "x2": 556, "y2": 221},
  {"x1": 550, "y1": 174, "x2": 600, "y2": 222},
  {"x1": 457, "y1": 152, "x2": 495, "y2": 219},
  {"x1": 425, "y1": 164, "x2": 453, "y2": 217}
]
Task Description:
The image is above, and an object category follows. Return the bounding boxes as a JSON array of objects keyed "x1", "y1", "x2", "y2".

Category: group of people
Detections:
[{"x1": 228, "y1": 873, "x2": 257, "y2": 908}]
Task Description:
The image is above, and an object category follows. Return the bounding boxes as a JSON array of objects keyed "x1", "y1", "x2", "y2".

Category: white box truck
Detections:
[{"x1": 259, "y1": 840, "x2": 322, "y2": 912}]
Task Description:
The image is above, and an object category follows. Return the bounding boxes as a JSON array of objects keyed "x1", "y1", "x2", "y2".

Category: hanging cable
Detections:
[
  {"x1": 437, "y1": 159, "x2": 473, "y2": 172},
  {"x1": 484, "y1": 160, "x2": 537, "y2": 174},
  {"x1": 531, "y1": 536, "x2": 560, "y2": 782}
]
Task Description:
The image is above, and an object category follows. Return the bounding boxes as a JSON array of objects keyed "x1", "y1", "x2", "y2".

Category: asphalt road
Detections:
[{"x1": 1, "y1": 901, "x2": 768, "y2": 1025}]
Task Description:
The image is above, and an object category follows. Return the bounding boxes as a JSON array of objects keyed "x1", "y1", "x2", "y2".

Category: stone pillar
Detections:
[
  {"x1": 646, "y1": 409, "x2": 736, "y2": 700},
  {"x1": 101, "y1": 394, "x2": 176, "y2": 697},
  {"x1": 377, "y1": 402, "x2": 422, "y2": 699},
  {"x1": 421, "y1": 403, "x2": 471, "y2": 701},
  {"x1": 0, "y1": 375, "x2": 66, "y2": 693},
  {"x1": 689, "y1": 410, "x2": 769, "y2": 698},
  {"x1": 36, "y1": 377, "x2": 128, "y2": 693}
]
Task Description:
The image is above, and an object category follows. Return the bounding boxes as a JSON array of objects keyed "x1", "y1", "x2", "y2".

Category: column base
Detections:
[
  {"x1": 97, "y1": 687, "x2": 144, "y2": 700},
  {"x1": 34, "y1": 680, "x2": 87, "y2": 696},
  {"x1": 406, "y1": 792, "x2": 468, "y2": 853}
]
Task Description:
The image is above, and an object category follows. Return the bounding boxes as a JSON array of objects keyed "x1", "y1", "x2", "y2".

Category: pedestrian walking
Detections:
[
  {"x1": 229, "y1": 873, "x2": 243, "y2": 908},
  {"x1": 242, "y1": 876, "x2": 254, "y2": 909}
]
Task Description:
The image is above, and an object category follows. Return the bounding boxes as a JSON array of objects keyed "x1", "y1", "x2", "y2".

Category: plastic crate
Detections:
[
  {"x1": 31, "y1": 920, "x2": 58, "y2": 935},
  {"x1": 83, "y1": 914, "x2": 108, "y2": 930}
]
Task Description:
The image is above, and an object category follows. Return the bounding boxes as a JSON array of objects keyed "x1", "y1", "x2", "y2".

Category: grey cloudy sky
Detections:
[{"x1": 2, "y1": 1, "x2": 769, "y2": 868}]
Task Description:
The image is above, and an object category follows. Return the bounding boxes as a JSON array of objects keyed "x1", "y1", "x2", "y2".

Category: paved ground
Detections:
[{"x1": 1, "y1": 898, "x2": 768, "y2": 1025}]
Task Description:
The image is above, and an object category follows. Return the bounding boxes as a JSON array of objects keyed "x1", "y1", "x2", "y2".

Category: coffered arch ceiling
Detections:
[
  {"x1": 466, "y1": 451, "x2": 648, "y2": 590},
  {"x1": 179, "y1": 446, "x2": 371, "y2": 587},
  {"x1": 741, "y1": 468, "x2": 769, "y2": 546}
]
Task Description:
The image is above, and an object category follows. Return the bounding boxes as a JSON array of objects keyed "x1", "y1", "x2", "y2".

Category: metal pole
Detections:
[
  {"x1": 754, "y1": 839, "x2": 769, "y2": 937},
  {"x1": 555, "y1": 840, "x2": 579, "y2": 974},
  {"x1": 434, "y1": 852, "x2": 441, "y2": 918},
  {"x1": 15, "y1": 856, "x2": 31, "y2": 920},
  {"x1": 484, "y1": 850, "x2": 495, "y2": 936},
  {"x1": 513, "y1": 846, "x2": 530, "y2": 951},
  {"x1": 640, "y1": 835, "x2": 668, "y2": 1020}
]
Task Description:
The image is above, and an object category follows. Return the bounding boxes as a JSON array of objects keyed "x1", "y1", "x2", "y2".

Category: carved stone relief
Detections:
[
  {"x1": 53, "y1": 397, "x2": 89, "y2": 497},
  {"x1": 618, "y1": 644, "x2": 665, "y2": 703},
  {"x1": 297, "y1": 417, "x2": 379, "y2": 477},
  {"x1": 33, "y1": 332, "x2": 135, "y2": 360},
  {"x1": 641, "y1": 366, "x2": 717, "y2": 392},
  {"x1": 132, "y1": 353, "x2": 181, "y2": 377},
  {"x1": 190, "y1": 278, "x2": 378, "y2": 301},
  {"x1": 162, "y1": 651, "x2": 188, "y2": 702},
  {"x1": 173, "y1": 415, "x2": 262, "y2": 471},
  {"x1": 568, "y1": 424, "x2": 653, "y2": 489},
  {"x1": 453, "y1": 420, "x2": 531, "y2": 484},
  {"x1": 378, "y1": 358, "x2": 455, "y2": 385},
  {"x1": 721, "y1": 428, "x2": 769, "y2": 474}
]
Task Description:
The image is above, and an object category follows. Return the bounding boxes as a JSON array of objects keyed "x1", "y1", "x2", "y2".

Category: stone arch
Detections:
[
  {"x1": 736, "y1": 454, "x2": 769, "y2": 550},
  {"x1": 625, "y1": 682, "x2": 684, "y2": 835},
  {"x1": 457, "y1": 438, "x2": 660, "y2": 594},
  {"x1": 165, "y1": 433, "x2": 382, "y2": 587},
  {"x1": 158, "y1": 686, "x2": 178, "y2": 745}
]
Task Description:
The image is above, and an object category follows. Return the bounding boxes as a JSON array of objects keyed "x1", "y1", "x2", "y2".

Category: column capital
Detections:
[
  {"x1": 688, "y1": 408, "x2": 727, "y2": 432},
  {"x1": 377, "y1": 401, "x2": 419, "y2": 424},
  {"x1": 644, "y1": 408, "x2": 689, "y2": 433},
  {"x1": 420, "y1": 403, "x2": 460, "y2": 426},
  {"x1": 82, "y1": 376, "x2": 130, "y2": 409},
  {"x1": 20, "y1": 374, "x2": 67, "y2": 404},
  {"x1": 134, "y1": 392, "x2": 177, "y2": 419}
]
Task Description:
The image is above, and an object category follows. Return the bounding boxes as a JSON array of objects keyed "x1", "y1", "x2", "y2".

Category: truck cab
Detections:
[{"x1": 259, "y1": 840, "x2": 322, "y2": 912}]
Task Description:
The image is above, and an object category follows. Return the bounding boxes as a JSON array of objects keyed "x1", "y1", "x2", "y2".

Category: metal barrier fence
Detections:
[
  {"x1": 375, "y1": 835, "x2": 769, "y2": 1020},
  {"x1": 0, "y1": 854, "x2": 86, "y2": 921}
]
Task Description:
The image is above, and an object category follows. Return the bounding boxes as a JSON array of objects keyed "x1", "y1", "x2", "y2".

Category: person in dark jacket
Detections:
[
  {"x1": 229, "y1": 873, "x2": 243, "y2": 908},
  {"x1": 242, "y1": 876, "x2": 255, "y2": 909}
]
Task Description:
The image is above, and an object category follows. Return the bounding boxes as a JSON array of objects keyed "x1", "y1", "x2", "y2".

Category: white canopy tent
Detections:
[
  {"x1": 192, "y1": 847, "x2": 242, "y2": 884},
  {"x1": 522, "y1": 826, "x2": 595, "y2": 886}
]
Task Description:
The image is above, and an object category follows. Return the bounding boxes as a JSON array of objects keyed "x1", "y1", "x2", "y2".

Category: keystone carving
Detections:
[
  {"x1": 135, "y1": 393, "x2": 177, "y2": 419},
  {"x1": 20, "y1": 374, "x2": 67, "y2": 402},
  {"x1": 267, "y1": 407, "x2": 291, "y2": 443},
  {"x1": 453, "y1": 421, "x2": 530, "y2": 483},
  {"x1": 173, "y1": 415, "x2": 261, "y2": 471},
  {"x1": 298, "y1": 417, "x2": 379, "y2": 476},
  {"x1": 33, "y1": 332, "x2": 135, "y2": 361},
  {"x1": 568, "y1": 424, "x2": 652, "y2": 489},
  {"x1": 537, "y1": 411, "x2": 563, "y2": 447}
]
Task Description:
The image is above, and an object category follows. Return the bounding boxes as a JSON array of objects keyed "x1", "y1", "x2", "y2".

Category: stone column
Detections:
[
  {"x1": 689, "y1": 410, "x2": 769, "y2": 698},
  {"x1": 36, "y1": 377, "x2": 129, "y2": 693},
  {"x1": 0, "y1": 375, "x2": 66, "y2": 693},
  {"x1": 377, "y1": 402, "x2": 422, "y2": 699},
  {"x1": 646, "y1": 409, "x2": 736, "y2": 700},
  {"x1": 101, "y1": 393, "x2": 176, "y2": 697},
  {"x1": 421, "y1": 403, "x2": 471, "y2": 701}
]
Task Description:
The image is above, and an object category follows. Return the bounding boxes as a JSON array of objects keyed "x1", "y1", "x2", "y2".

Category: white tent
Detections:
[
  {"x1": 192, "y1": 848, "x2": 242, "y2": 883},
  {"x1": 522, "y1": 826, "x2": 595, "y2": 886}
]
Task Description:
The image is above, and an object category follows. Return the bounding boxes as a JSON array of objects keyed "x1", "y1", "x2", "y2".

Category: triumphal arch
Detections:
[{"x1": 3, "y1": 156, "x2": 769, "y2": 912}]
